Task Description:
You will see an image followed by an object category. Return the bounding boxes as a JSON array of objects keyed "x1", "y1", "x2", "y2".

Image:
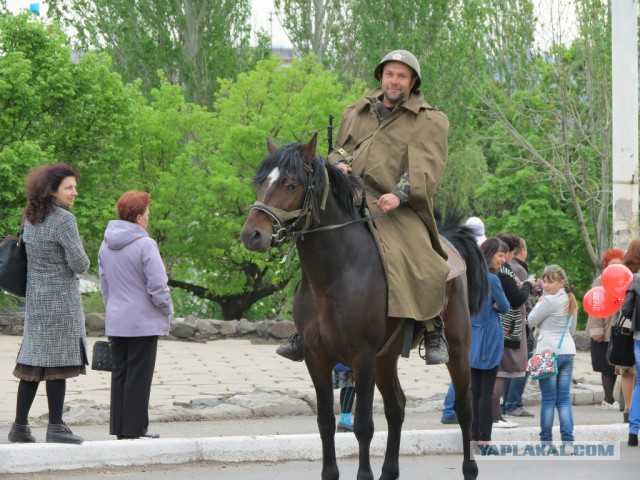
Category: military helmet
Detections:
[{"x1": 374, "y1": 50, "x2": 421, "y2": 91}]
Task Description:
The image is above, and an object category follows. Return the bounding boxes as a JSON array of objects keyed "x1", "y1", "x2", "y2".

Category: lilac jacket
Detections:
[{"x1": 98, "y1": 220, "x2": 173, "y2": 337}]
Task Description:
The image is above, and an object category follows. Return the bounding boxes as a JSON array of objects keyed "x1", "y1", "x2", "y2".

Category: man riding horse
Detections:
[{"x1": 277, "y1": 49, "x2": 450, "y2": 365}]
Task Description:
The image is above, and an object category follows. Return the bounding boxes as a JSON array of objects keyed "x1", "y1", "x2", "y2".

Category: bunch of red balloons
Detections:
[{"x1": 583, "y1": 264, "x2": 634, "y2": 318}]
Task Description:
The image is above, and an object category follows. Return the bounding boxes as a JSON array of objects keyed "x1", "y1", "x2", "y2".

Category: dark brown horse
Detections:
[{"x1": 241, "y1": 134, "x2": 487, "y2": 480}]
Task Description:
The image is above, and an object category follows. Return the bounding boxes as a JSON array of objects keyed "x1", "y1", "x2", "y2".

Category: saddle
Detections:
[{"x1": 440, "y1": 235, "x2": 466, "y2": 282}]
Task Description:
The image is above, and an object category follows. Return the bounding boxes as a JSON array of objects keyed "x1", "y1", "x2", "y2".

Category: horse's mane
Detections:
[
  {"x1": 436, "y1": 208, "x2": 489, "y2": 316},
  {"x1": 254, "y1": 141, "x2": 358, "y2": 221}
]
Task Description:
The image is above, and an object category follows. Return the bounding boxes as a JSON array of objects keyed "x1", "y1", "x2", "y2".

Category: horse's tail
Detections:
[{"x1": 436, "y1": 210, "x2": 489, "y2": 316}]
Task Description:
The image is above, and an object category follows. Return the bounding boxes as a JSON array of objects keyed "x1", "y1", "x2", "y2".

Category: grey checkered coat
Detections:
[{"x1": 18, "y1": 204, "x2": 90, "y2": 367}]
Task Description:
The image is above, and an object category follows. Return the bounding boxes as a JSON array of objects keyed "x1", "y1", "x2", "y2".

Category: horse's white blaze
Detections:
[{"x1": 267, "y1": 167, "x2": 281, "y2": 188}]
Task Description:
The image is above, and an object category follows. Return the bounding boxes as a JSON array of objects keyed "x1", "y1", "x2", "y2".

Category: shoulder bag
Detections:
[
  {"x1": 526, "y1": 316, "x2": 570, "y2": 381},
  {"x1": 606, "y1": 312, "x2": 635, "y2": 367},
  {"x1": 0, "y1": 218, "x2": 27, "y2": 297}
]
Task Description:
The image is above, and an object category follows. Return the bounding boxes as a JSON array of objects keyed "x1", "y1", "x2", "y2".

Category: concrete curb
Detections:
[{"x1": 0, "y1": 424, "x2": 629, "y2": 474}]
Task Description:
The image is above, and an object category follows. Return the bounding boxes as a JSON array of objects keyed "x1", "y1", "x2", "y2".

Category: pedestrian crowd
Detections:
[{"x1": 442, "y1": 216, "x2": 639, "y2": 448}]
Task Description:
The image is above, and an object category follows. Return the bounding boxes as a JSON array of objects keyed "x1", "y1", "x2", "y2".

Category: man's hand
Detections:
[
  {"x1": 374, "y1": 193, "x2": 400, "y2": 213},
  {"x1": 336, "y1": 163, "x2": 352, "y2": 175}
]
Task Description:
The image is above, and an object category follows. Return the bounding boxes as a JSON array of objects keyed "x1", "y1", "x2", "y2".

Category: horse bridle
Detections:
[
  {"x1": 249, "y1": 164, "x2": 384, "y2": 246},
  {"x1": 248, "y1": 166, "x2": 331, "y2": 245}
]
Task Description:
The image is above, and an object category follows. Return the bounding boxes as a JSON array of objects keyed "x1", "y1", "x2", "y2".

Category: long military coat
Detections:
[
  {"x1": 18, "y1": 203, "x2": 90, "y2": 367},
  {"x1": 329, "y1": 88, "x2": 450, "y2": 321}
]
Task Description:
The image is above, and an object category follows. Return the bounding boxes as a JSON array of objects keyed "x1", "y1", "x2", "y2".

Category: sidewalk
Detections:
[{"x1": 0, "y1": 335, "x2": 630, "y2": 474}]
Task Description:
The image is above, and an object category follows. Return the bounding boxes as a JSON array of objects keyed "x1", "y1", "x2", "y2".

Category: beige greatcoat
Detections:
[{"x1": 328, "y1": 88, "x2": 450, "y2": 321}]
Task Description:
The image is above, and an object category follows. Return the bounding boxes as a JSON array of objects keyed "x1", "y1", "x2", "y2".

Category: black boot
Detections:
[
  {"x1": 46, "y1": 422, "x2": 83, "y2": 444},
  {"x1": 276, "y1": 332, "x2": 304, "y2": 362},
  {"x1": 420, "y1": 317, "x2": 449, "y2": 365},
  {"x1": 629, "y1": 433, "x2": 638, "y2": 447},
  {"x1": 8, "y1": 423, "x2": 36, "y2": 443}
]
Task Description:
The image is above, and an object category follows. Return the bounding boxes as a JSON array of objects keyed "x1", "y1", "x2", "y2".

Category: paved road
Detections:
[{"x1": 3, "y1": 449, "x2": 639, "y2": 480}]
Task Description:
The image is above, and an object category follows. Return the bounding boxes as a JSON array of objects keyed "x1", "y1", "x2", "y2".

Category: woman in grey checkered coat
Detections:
[{"x1": 8, "y1": 163, "x2": 89, "y2": 445}]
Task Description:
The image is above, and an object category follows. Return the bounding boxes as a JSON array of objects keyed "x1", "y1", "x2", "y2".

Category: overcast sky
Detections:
[{"x1": 250, "y1": 0, "x2": 291, "y2": 47}]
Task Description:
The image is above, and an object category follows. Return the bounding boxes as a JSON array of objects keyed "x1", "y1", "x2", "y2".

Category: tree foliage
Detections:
[
  {"x1": 0, "y1": 11, "x2": 134, "y2": 241},
  {"x1": 0, "y1": 11, "x2": 134, "y2": 309},
  {"x1": 472, "y1": 0, "x2": 612, "y2": 274},
  {"x1": 47, "y1": 0, "x2": 271, "y2": 108},
  {"x1": 273, "y1": 0, "x2": 341, "y2": 62}
]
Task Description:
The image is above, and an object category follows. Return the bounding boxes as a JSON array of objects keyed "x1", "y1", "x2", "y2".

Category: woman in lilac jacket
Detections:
[{"x1": 98, "y1": 191, "x2": 173, "y2": 439}]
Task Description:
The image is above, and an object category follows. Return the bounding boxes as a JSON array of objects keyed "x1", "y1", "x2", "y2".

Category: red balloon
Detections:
[
  {"x1": 602, "y1": 264, "x2": 634, "y2": 298},
  {"x1": 582, "y1": 286, "x2": 621, "y2": 318}
]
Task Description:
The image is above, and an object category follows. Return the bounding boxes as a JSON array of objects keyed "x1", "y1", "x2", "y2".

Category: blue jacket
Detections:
[{"x1": 469, "y1": 273, "x2": 510, "y2": 369}]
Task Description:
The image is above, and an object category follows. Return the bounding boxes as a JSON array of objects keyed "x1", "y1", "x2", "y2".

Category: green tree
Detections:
[
  {"x1": 0, "y1": 12, "x2": 134, "y2": 244},
  {"x1": 0, "y1": 12, "x2": 134, "y2": 308},
  {"x1": 116, "y1": 56, "x2": 364, "y2": 319},
  {"x1": 472, "y1": 0, "x2": 612, "y2": 274},
  {"x1": 48, "y1": 0, "x2": 270, "y2": 108},
  {"x1": 273, "y1": 0, "x2": 341, "y2": 62}
]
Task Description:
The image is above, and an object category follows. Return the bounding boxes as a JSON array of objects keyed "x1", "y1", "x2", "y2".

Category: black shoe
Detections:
[
  {"x1": 276, "y1": 332, "x2": 304, "y2": 362},
  {"x1": 629, "y1": 434, "x2": 638, "y2": 447},
  {"x1": 46, "y1": 422, "x2": 83, "y2": 444},
  {"x1": 8, "y1": 422, "x2": 36, "y2": 443},
  {"x1": 420, "y1": 326, "x2": 449, "y2": 365}
]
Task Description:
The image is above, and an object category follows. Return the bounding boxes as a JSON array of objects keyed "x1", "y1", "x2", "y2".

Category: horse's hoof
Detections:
[{"x1": 462, "y1": 459, "x2": 479, "y2": 480}]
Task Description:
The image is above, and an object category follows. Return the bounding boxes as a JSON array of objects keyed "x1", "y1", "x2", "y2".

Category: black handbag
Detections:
[
  {"x1": 91, "y1": 340, "x2": 113, "y2": 371},
  {"x1": 0, "y1": 220, "x2": 28, "y2": 297},
  {"x1": 606, "y1": 313, "x2": 635, "y2": 367}
]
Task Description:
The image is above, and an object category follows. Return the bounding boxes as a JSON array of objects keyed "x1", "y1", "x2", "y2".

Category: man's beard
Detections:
[{"x1": 383, "y1": 90, "x2": 406, "y2": 106}]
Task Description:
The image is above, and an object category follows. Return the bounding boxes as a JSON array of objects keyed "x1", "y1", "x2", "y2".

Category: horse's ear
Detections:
[
  {"x1": 266, "y1": 137, "x2": 278, "y2": 155},
  {"x1": 300, "y1": 132, "x2": 318, "y2": 164}
]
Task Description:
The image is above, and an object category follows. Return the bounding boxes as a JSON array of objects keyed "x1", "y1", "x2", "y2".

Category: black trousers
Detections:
[
  {"x1": 470, "y1": 366, "x2": 498, "y2": 441},
  {"x1": 109, "y1": 335, "x2": 158, "y2": 437}
]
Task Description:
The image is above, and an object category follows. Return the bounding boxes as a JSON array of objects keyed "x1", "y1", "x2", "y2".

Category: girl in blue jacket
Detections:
[{"x1": 470, "y1": 238, "x2": 510, "y2": 441}]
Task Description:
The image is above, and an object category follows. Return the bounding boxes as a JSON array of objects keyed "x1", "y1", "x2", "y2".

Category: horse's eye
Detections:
[{"x1": 286, "y1": 183, "x2": 297, "y2": 191}]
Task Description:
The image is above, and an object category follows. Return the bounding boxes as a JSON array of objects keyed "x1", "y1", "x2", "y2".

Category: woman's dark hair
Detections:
[
  {"x1": 623, "y1": 239, "x2": 640, "y2": 274},
  {"x1": 116, "y1": 191, "x2": 150, "y2": 223},
  {"x1": 24, "y1": 162, "x2": 81, "y2": 224},
  {"x1": 496, "y1": 233, "x2": 521, "y2": 252},
  {"x1": 480, "y1": 237, "x2": 508, "y2": 272}
]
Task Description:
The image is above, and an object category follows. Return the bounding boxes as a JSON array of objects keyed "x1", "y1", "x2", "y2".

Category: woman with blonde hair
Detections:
[{"x1": 528, "y1": 265, "x2": 578, "y2": 445}]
